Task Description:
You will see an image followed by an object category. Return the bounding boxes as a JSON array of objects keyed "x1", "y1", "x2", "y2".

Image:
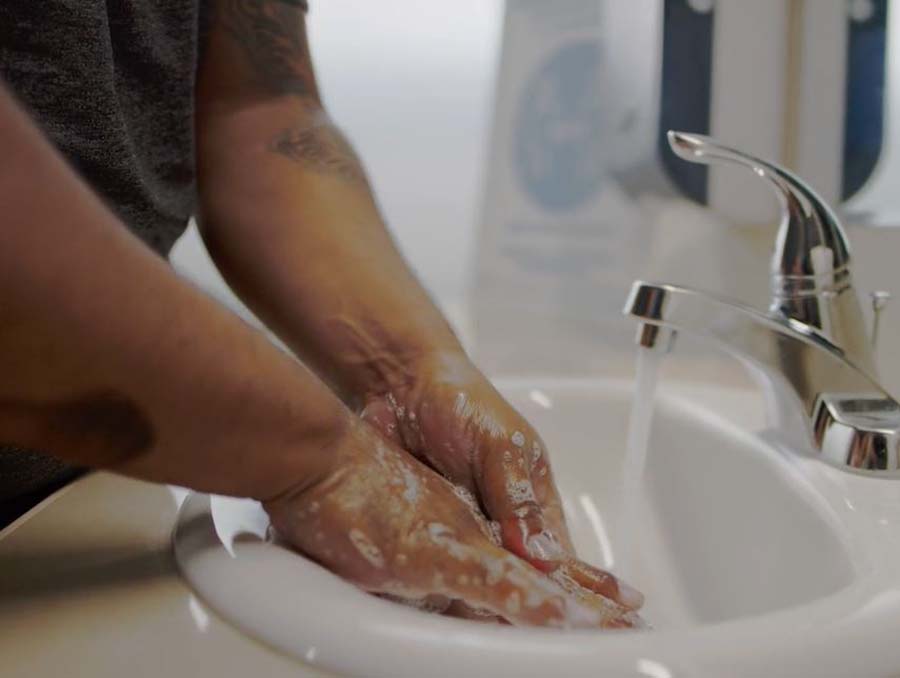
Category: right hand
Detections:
[{"x1": 264, "y1": 418, "x2": 643, "y2": 629}]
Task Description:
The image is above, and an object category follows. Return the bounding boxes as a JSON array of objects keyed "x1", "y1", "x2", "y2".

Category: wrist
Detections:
[
  {"x1": 261, "y1": 410, "x2": 380, "y2": 508},
  {"x1": 336, "y1": 320, "x2": 467, "y2": 404},
  {"x1": 254, "y1": 400, "x2": 352, "y2": 504}
]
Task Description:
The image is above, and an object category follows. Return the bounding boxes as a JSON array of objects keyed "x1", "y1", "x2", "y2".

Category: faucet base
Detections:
[{"x1": 813, "y1": 394, "x2": 900, "y2": 472}]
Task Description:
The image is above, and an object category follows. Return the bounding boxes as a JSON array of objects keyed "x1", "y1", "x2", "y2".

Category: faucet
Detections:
[{"x1": 624, "y1": 131, "x2": 900, "y2": 474}]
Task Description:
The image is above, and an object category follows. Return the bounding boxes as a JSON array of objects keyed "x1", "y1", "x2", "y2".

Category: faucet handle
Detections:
[{"x1": 667, "y1": 131, "x2": 852, "y2": 290}]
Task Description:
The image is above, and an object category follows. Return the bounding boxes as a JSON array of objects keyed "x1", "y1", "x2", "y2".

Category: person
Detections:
[{"x1": 0, "y1": 0, "x2": 643, "y2": 627}]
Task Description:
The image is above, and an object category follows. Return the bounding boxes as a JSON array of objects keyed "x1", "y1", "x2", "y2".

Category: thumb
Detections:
[{"x1": 478, "y1": 442, "x2": 566, "y2": 572}]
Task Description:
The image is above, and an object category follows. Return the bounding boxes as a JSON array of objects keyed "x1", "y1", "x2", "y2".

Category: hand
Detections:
[
  {"x1": 359, "y1": 351, "x2": 644, "y2": 612},
  {"x1": 264, "y1": 417, "x2": 641, "y2": 628}
]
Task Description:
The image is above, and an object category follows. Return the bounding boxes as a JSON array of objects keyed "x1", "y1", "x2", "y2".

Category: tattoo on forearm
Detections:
[
  {"x1": 0, "y1": 390, "x2": 155, "y2": 467},
  {"x1": 217, "y1": 0, "x2": 317, "y2": 98},
  {"x1": 269, "y1": 123, "x2": 368, "y2": 183},
  {"x1": 214, "y1": 1, "x2": 368, "y2": 185}
]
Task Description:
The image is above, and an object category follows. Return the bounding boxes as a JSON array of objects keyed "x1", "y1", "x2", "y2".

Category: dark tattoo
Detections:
[
  {"x1": 217, "y1": 0, "x2": 317, "y2": 98},
  {"x1": 215, "y1": 1, "x2": 368, "y2": 184},
  {"x1": 0, "y1": 391, "x2": 155, "y2": 467},
  {"x1": 269, "y1": 124, "x2": 367, "y2": 183}
]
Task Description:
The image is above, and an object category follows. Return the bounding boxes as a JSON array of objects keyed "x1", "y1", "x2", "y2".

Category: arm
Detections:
[
  {"x1": 0, "y1": 82, "x2": 339, "y2": 500},
  {"x1": 195, "y1": 0, "x2": 643, "y2": 611},
  {"x1": 195, "y1": 0, "x2": 460, "y2": 403},
  {"x1": 0, "y1": 81, "x2": 636, "y2": 628}
]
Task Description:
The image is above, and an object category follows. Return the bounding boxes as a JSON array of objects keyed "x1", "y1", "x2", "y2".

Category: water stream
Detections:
[{"x1": 621, "y1": 343, "x2": 666, "y2": 573}]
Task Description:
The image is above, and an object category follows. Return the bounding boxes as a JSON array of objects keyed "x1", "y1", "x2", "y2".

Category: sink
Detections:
[
  {"x1": 174, "y1": 379, "x2": 900, "y2": 678},
  {"x1": 524, "y1": 381, "x2": 855, "y2": 628}
]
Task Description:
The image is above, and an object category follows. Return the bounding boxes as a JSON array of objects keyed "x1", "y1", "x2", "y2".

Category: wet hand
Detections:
[
  {"x1": 264, "y1": 417, "x2": 641, "y2": 628},
  {"x1": 359, "y1": 351, "x2": 645, "y2": 612}
]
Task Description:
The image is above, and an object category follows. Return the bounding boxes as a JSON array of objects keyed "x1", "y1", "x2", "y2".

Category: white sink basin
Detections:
[
  {"x1": 174, "y1": 379, "x2": 900, "y2": 678},
  {"x1": 528, "y1": 381, "x2": 855, "y2": 628}
]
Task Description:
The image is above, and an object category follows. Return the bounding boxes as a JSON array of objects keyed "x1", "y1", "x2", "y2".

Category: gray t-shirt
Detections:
[{"x1": 0, "y1": 0, "x2": 203, "y2": 254}]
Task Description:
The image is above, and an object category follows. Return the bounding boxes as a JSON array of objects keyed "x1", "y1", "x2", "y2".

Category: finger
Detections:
[
  {"x1": 556, "y1": 559, "x2": 645, "y2": 611},
  {"x1": 449, "y1": 481, "x2": 503, "y2": 546},
  {"x1": 436, "y1": 539, "x2": 640, "y2": 629},
  {"x1": 480, "y1": 434, "x2": 646, "y2": 611},
  {"x1": 432, "y1": 473, "x2": 641, "y2": 625},
  {"x1": 443, "y1": 599, "x2": 504, "y2": 624},
  {"x1": 526, "y1": 441, "x2": 644, "y2": 610},
  {"x1": 360, "y1": 398, "x2": 404, "y2": 446},
  {"x1": 478, "y1": 441, "x2": 566, "y2": 571},
  {"x1": 379, "y1": 592, "x2": 453, "y2": 615},
  {"x1": 527, "y1": 438, "x2": 576, "y2": 553}
]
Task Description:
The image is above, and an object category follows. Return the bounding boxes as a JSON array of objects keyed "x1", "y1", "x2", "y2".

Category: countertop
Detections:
[{"x1": 0, "y1": 472, "x2": 330, "y2": 678}]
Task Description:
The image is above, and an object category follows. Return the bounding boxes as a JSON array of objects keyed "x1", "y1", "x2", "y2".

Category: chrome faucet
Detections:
[{"x1": 624, "y1": 131, "x2": 900, "y2": 474}]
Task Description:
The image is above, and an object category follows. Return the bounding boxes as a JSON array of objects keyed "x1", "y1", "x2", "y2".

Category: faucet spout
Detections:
[{"x1": 624, "y1": 281, "x2": 900, "y2": 473}]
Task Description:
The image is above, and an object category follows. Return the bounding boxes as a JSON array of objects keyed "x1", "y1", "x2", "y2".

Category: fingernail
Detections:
[
  {"x1": 561, "y1": 598, "x2": 604, "y2": 628},
  {"x1": 623, "y1": 610, "x2": 651, "y2": 630},
  {"x1": 525, "y1": 531, "x2": 565, "y2": 561},
  {"x1": 617, "y1": 580, "x2": 645, "y2": 610}
]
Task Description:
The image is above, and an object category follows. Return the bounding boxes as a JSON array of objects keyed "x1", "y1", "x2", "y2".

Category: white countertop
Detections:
[{"x1": 0, "y1": 472, "x2": 330, "y2": 678}]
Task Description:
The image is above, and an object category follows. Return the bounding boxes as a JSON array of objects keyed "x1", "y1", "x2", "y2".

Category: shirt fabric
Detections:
[{"x1": 0, "y1": 0, "x2": 202, "y2": 254}]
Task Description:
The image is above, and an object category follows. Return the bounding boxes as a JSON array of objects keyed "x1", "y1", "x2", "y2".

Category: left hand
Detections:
[{"x1": 359, "y1": 351, "x2": 644, "y2": 612}]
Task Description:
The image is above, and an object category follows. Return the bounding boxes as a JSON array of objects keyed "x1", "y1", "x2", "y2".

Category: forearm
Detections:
[
  {"x1": 196, "y1": 1, "x2": 463, "y2": 405},
  {"x1": 198, "y1": 101, "x2": 462, "y2": 402},
  {"x1": 0, "y1": 86, "x2": 345, "y2": 500}
]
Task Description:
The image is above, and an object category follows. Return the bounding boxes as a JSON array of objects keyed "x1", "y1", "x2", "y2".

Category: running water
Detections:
[{"x1": 621, "y1": 343, "x2": 665, "y2": 572}]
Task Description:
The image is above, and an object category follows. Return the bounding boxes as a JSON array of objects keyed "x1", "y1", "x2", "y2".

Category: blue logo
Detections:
[{"x1": 514, "y1": 40, "x2": 606, "y2": 212}]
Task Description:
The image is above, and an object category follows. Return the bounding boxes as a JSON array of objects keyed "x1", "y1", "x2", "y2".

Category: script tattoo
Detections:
[
  {"x1": 216, "y1": 1, "x2": 368, "y2": 183},
  {"x1": 217, "y1": 0, "x2": 317, "y2": 98},
  {"x1": 269, "y1": 124, "x2": 367, "y2": 183}
]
